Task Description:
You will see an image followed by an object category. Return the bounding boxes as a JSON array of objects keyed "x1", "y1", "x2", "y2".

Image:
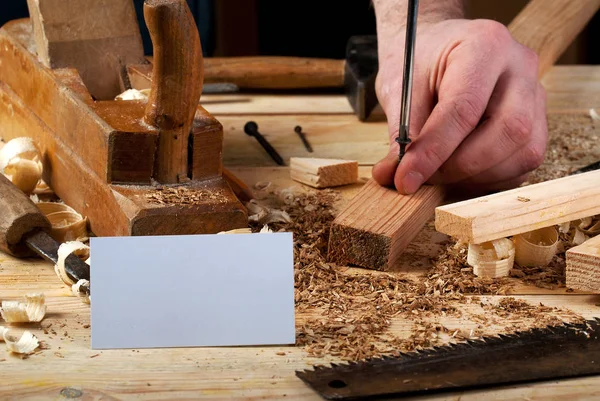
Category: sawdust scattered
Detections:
[
  {"x1": 249, "y1": 185, "x2": 586, "y2": 361},
  {"x1": 144, "y1": 186, "x2": 224, "y2": 205}
]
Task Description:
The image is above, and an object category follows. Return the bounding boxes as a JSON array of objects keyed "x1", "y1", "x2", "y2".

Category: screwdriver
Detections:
[{"x1": 396, "y1": 0, "x2": 419, "y2": 162}]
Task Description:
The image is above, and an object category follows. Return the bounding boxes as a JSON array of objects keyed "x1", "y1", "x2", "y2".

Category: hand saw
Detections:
[{"x1": 296, "y1": 318, "x2": 600, "y2": 400}]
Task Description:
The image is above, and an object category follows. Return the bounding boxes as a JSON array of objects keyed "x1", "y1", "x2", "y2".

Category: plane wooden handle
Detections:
[
  {"x1": 203, "y1": 57, "x2": 346, "y2": 89},
  {"x1": 143, "y1": 0, "x2": 203, "y2": 183},
  {"x1": 0, "y1": 174, "x2": 51, "y2": 257},
  {"x1": 508, "y1": 0, "x2": 600, "y2": 78}
]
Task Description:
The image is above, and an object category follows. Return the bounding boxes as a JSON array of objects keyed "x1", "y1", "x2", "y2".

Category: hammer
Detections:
[{"x1": 202, "y1": 35, "x2": 378, "y2": 122}]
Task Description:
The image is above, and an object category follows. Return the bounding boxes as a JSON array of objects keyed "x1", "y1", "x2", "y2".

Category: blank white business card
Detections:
[{"x1": 90, "y1": 232, "x2": 295, "y2": 349}]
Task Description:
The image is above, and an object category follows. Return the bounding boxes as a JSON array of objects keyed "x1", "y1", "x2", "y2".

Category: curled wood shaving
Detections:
[
  {"x1": 0, "y1": 137, "x2": 43, "y2": 194},
  {"x1": 56, "y1": 241, "x2": 90, "y2": 286},
  {"x1": 0, "y1": 293, "x2": 46, "y2": 323},
  {"x1": 590, "y1": 108, "x2": 600, "y2": 121},
  {"x1": 3, "y1": 330, "x2": 39, "y2": 355},
  {"x1": 37, "y1": 202, "x2": 89, "y2": 242},
  {"x1": 246, "y1": 199, "x2": 292, "y2": 224},
  {"x1": 217, "y1": 228, "x2": 252, "y2": 234},
  {"x1": 514, "y1": 226, "x2": 559, "y2": 267},
  {"x1": 0, "y1": 326, "x2": 7, "y2": 339},
  {"x1": 115, "y1": 88, "x2": 150, "y2": 101},
  {"x1": 72, "y1": 280, "x2": 91, "y2": 304},
  {"x1": 467, "y1": 238, "x2": 515, "y2": 278}
]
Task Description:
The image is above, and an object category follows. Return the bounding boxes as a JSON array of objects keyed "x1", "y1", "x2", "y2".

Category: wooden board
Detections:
[
  {"x1": 435, "y1": 170, "x2": 600, "y2": 244},
  {"x1": 290, "y1": 157, "x2": 358, "y2": 188},
  {"x1": 220, "y1": 115, "x2": 389, "y2": 167},
  {"x1": 327, "y1": 179, "x2": 446, "y2": 271},
  {"x1": 566, "y1": 234, "x2": 600, "y2": 293}
]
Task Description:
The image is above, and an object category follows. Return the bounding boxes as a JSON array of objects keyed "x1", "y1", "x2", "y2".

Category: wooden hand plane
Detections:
[{"x1": 0, "y1": 0, "x2": 247, "y2": 237}]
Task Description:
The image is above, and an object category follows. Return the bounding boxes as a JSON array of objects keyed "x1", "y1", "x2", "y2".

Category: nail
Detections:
[
  {"x1": 401, "y1": 171, "x2": 424, "y2": 194},
  {"x1": 244, "y1": 121, "x2": 285, "y2": 166},
  {"x1": 294, "y1": 125, "x2": 313, "y2": 153}
]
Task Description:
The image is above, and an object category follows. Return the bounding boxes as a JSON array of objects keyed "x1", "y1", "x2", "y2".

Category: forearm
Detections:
[{"x1": 372, "y1": 0, "x2": 465, "y2": 38}]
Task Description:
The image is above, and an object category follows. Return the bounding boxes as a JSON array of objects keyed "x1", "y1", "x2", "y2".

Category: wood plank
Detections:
[
  {"x1": 508, "y1": 0, "x2": 600, "y2": 78},
  {"x1": 327, "y1": 179, "x2": 446, "y2": 271},
  {"x1": 435, "y1": 170, "x2": 600, "y2": 244},
  {"x1": 566, "y1": 234, "x2": 600, "y2": 293},
  {"x1": 220, "y1": 115, "x2": 389, "y2": 167},
  {"x1": 290, "y1": 157, "x2": 358, "y2": 188}
]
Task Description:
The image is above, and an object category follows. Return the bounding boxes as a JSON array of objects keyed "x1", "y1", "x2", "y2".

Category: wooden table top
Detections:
[{"x1": 1, "y1": 65, "x2": 600, "y2": 400}]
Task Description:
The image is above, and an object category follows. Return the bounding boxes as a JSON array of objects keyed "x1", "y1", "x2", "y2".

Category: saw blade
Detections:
[{"x1": 296, "y1": 319, "x2": 600, "y2": 400}]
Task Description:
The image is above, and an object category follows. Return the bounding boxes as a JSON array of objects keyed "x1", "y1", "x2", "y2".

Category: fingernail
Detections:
[{"x1": 402, "y1": 171, "x2": 424, "y2": 194}]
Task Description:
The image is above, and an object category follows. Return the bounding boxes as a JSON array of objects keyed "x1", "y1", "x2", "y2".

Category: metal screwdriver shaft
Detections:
[{"x1": 396, "y1": 0, "x2": 419, "y2": 162}]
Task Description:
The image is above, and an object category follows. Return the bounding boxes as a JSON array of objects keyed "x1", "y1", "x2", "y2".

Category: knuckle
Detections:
[
  {"x1": 422, "y1": 141, "x2": 449, "y2": 169},
  {"x1": 501, "y1": 112, "x2": 534, "y2": 146},
  {"x1": 471, "y1": 20, "x2": 512, "y2": 50},
  {"x1": 522, "y1": 46, "x2": 540, "y2": 68},
  {"x1": 523, "y1": 144, "x2": 546, "y2": 171},
  {"x1": 451, "y1": 93, "x2": 484, "y2": 131}
]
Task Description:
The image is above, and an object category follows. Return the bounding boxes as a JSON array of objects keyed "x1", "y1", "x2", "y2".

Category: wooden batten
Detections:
[
  {"x1": 435, "y1": 170, "x2": 600, "y2": 244},
  {"x1": 327, "y1": 179, "x2": 446, "y2": 271},
  {"x1": 566, "y1": 234, "x2": 600, "y2": 293},
  {"x1": 290, "y1": 157, "x2": 358, "y2": 188}
]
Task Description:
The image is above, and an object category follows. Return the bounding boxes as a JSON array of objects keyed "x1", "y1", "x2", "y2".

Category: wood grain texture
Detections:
[
  {"x1": 0, "y1": 174, "x2": 51, "y2": 257},
  {"x1": 290, "y1": 157, "x2": 358, "y2": 188},
  {"x1": 328, "y1": 180, "x2": 446, "y2": 271},
  {"x1": 566, "y1": 234, "x2": 600, "y2": 293},
  {"x1": 202, "y1": 56, "x2": 345, "y2": 89},
  {"x1": 508, "y1": 0, "x2": 600, "y2": 77},
  {"x1": 25, "y1": 0, "x2": 146, "y2": 100},
  {"x1": 143, "y1": 0, "x2": 204, "y2": 183},
  {"x1": 435, "y1": 170, "x2": 600, "y2": 244}
]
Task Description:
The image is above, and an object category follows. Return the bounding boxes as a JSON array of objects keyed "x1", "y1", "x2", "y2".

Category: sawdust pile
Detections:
[
  {"x1": 250, "y1": 186, "x2": 585, "y2": 361},
  {"x1": 144, "y1": 186, "x2": 224, "y2": 205}
]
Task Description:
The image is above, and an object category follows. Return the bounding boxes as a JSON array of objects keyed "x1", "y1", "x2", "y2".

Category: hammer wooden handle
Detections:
[
  {"x1": 0, "y1": 174, "x2": 51, "y2": 258},
  {"x1": 144, "y1": 0, "x2": 203, "y2": 183},
  {"x1": 509, "y1": 0, "x2": 600, "y2": 78},
  {"x1": 203, "y1": 57, "x2": 346, "y2": 89}
]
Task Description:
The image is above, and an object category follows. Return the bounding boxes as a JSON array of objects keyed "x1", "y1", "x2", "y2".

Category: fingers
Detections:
[
  {"x1": 392, "y1": 35, "x2": 508, "y2": 194},
  {"x1": 432, "y1": 48, "x2": 540, "y2": 184},
  {"x1": 445, "y1": 82, "x2": 548, "y2": 188}
]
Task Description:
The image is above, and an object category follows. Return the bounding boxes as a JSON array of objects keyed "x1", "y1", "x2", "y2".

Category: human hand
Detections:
[{"x1": 372, "y1": 19, "x2": 548, "y2": 195}]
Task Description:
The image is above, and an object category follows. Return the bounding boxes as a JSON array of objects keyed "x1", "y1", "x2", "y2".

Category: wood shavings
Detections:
[
  {"x1": 115, "y1": 88, "x2": 150, "y2": 101},
  {"x1": 3, "y1": 330, "x2": 39, "y2": 355},
  {"x1": 590, "y1": 108, "x2": 600, "y2": 121},
  {"x1": 56, "y1": 241, "x2": 90, "y2": 286},
  {"x1": 0, "y1": 137, "x2": 43, "y2": 194},
  {"x1": 217, "y1": 228, "x2": 252, "y2": 234},
  {"x1": 0, "y1": 293, "x2": 46, "y2": 323},
  {"x1": 0, "y1": 326, "x2": 7, "y2": 339},
  {"x1": 246, "y1": 199, "x2": 292, "y2": 224},
  {"x1": 467, "y1": 238, "x2": 515, "y2": 278},
  {"x1": 72, "y1": 280, "x2": 90, "y2": 304},
  {"x1": 514, "y1": 226, "x2": 559, "y2": 267},
  {"x1": 37, "y1": 202, "x2": 88, "y2": 242},
  {"x1": 247, "y1": 185, "x2": 583, "y2": 361},
  {"x1": 144, "y1": 186, "x2": 224, "y2": 205}
]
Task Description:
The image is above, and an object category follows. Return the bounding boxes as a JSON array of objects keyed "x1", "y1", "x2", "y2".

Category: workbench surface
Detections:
[{"x1": 1, "y1": 66, "x2": 600, "y2": 400}]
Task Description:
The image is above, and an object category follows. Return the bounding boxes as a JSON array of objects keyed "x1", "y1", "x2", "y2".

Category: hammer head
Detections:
[{"x1": 345, "y1": 35, "x2": 379, "y2": 122}]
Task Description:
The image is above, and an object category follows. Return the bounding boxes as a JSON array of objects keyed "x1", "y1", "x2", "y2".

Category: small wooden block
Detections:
[
  {"x1": 327, "y1": 179, "x2": 446, "y2": 271},
  {"x1": 435, "y1": 170, "x2": 600, "y2": 244},
  {"x1": 566, "y1": 234, "x2": 600, "y2": 293},
  {"x1": 290, "y1": 157, "x2": 358, "y2": 188}
]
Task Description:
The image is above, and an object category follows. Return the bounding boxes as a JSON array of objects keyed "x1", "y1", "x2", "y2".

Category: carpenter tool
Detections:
[
  {"x1": 294, "y1": 125, "x2": 313, "y2": 153},
  {"x1": 396, "y1": 0, "x2": 419, "y2": 162},
  {"x1": 244, "y1": 121, "x2": 286, "y2": 166},
  {"x1": 0, "y1": 174, "x2": 90, "y2": 295},
  {"x1": 128, "y1": 35, "x2": 379, "y2": 122},
  {"x1": 297, "y1": 319, "x2": 600, "y2": 400},
  {"x1": 0, "y1": 0, "x2": 247, "y2": 237}
]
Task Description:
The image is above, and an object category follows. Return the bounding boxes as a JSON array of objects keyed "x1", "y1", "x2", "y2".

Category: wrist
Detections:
[{"x1": 373, "y1": 0, "x2": 465, "y2": 39}]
